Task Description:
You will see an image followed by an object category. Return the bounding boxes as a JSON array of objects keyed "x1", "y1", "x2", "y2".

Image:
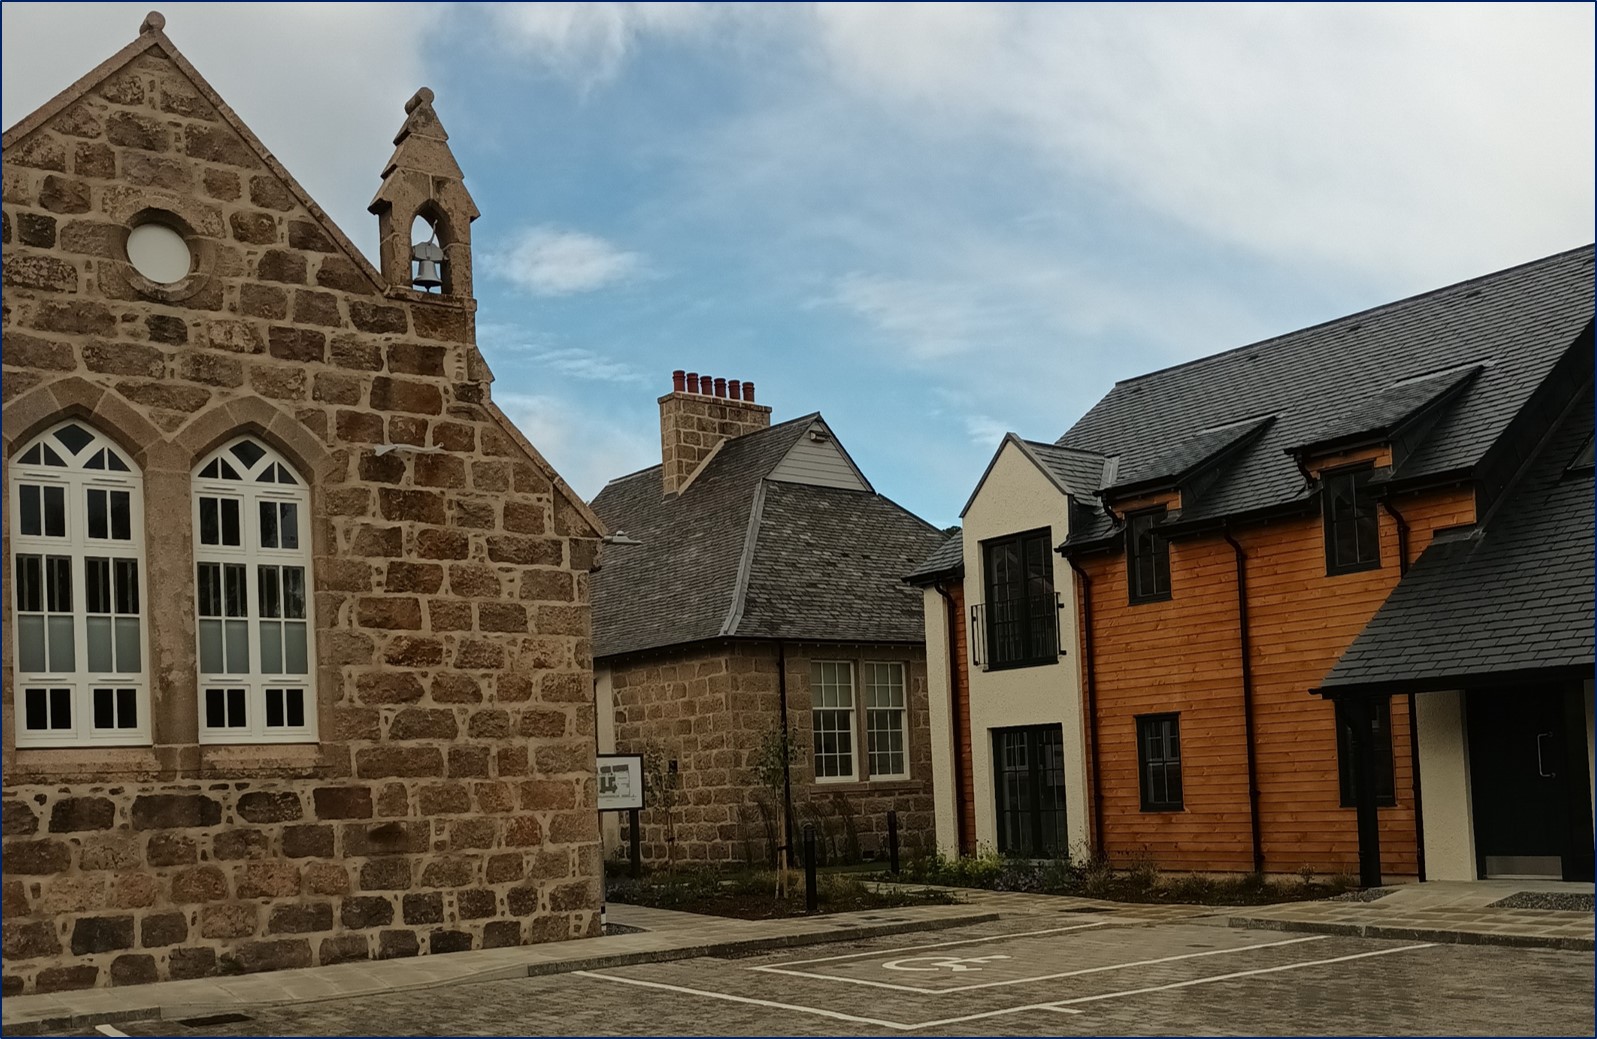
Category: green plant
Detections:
[
  {"x1": 640, "y1": 740, "x2": 682, "y2": 869},
  {"x1": 1125, "y1": 851, "x2": 1160, "y2": 892}
]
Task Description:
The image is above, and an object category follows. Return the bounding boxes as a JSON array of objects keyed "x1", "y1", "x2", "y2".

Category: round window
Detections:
[{"x1": 126, "y1": 223, "x2": 192, "y2": 284}]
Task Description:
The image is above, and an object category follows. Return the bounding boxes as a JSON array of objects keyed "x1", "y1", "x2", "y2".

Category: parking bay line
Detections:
[
  {"x1": 749, "y1": 921, "x2": 1110, "y2": 971},
  {"x1": 755, "y1": 933, "x2": 1331, "y2": 994},
  {"x1": 575, "y1": 941, "x2": 1435, "y2": 1032}
]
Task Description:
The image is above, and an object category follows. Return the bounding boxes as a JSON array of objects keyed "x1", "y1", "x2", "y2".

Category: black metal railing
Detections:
[{"x1": 970, "y1": 592, "x2": 1064, "y2": 671}]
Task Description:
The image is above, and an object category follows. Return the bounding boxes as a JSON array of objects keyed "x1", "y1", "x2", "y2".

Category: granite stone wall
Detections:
[
  {"x1": 1, "y1": 31, "x2": 603, "y2": 993},
  {"x1": 607, "y1": 641, "x2": 935, "y2": 867}
]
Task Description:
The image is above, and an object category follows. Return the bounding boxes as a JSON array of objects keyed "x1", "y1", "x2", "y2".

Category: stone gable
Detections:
[{"x1": 1, "y1": 20, "x2": 603, "y2": 994}]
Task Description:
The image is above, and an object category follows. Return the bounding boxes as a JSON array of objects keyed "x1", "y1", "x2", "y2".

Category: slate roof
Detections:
[
  {"x1": 1057, "y1": 246, "x2": 1596, "y2": 544},
  {"x1": 905, "y1": 530, "x2": 963, "y2": 585},
  {"x1": 590, "y1": 415, "x2": 945, "y2": 659},
  {"x1": 1318, "y1": 384, "x2": 1595, "y2": 692}
]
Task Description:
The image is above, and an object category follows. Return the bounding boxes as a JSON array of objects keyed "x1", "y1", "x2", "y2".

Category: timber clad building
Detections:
[
  {"x1": 592, "y1": 373, "x2": 946, "y2": 865},
  {"x1": 914, "y1": 246, "x2": 1595, "y2": 884},
  {"x1": 2, "y1": 17, "x2": 605, "y2": 993}
]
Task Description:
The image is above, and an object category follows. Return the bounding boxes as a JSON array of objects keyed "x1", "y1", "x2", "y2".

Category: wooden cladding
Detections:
[{"x1": 1076, "y1": 484, "x2": 1476, "y2": 876}]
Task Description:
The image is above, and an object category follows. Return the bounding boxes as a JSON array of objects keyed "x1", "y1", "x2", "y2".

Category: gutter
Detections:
[
  {"x1": 934, "y1": 582, "x2": 971, "y2": 855},
  {"x1": 776, "y1": 641, "x2": 795, "y2": 862},
  {"x1": 1064, "y1": 555, "x2": 1105, "y2": 860},
  {"x1": 1222, "y1": 529, "x2": 1265, "y2": 875},
  {"x1": 1378, "y1": 497, "x2": 1424, "y2": 880}
]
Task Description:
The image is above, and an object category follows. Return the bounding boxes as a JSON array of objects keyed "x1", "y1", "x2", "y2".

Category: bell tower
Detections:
[{"x1": 369, "y1": 87, "x2": 479, "y2": 297}]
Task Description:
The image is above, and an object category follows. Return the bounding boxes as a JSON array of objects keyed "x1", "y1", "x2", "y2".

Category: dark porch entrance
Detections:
[{"x1": 1467, "y1": 688, "x2": 1594, "y2": 882}]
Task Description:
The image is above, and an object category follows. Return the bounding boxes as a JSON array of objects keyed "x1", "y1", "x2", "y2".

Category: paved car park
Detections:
[{"x1": 65, "y1": 914, "x2": 1595, "y2": 1036}]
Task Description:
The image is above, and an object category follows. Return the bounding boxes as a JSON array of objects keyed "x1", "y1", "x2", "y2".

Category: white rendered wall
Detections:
[
  {"x1": 922, "y1": 586, "x2": 960, "y2": 857},
  {"x1": 961, "y1": 442, "x2": 1088, "y2": 858},
  {"x1": 1415, "y1": 689, "x2": 1476, "y2": 881}
]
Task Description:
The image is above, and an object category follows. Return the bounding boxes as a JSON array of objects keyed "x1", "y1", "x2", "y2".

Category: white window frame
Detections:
[
  {"x1": 810, "y1": 660, "x2": 857, "y2": 782},
  {"x1": 863, "y1": 661, "x2": 910, "y2": 780},
  {"x1": 10, "y1": 421, "x2": 151, "y2": 747},
  {"x1": 192, "y1": 436, "x2": 317, "y2": 744}
]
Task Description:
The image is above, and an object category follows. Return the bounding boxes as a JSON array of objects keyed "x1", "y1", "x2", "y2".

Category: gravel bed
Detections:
[
  {"x1": 1487, "y1": 891, "x2": 1595, "y2": 912},
  {"x1": 1329, "y1": 887, "x2": 1393, "y2": 903}
]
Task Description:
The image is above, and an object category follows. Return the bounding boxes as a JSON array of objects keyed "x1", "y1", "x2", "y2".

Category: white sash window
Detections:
[
  {"x1": 193, "y1": 437, "x2": 316, "y2": 743},
  {"x1": 10, "y1": 422, "x2": 150, "y2": 747}
]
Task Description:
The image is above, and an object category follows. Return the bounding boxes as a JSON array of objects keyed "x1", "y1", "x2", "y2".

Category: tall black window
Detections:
[
  {"x1": 1323, "y1": 465, "x2": 1380, "y2": 574},
  {"x1": 982, "y1": 529, "x2": 1057, "y2": 669},
  {"x1": 1137, "y1": 714, "x2": 1183, "y2": 811},
  {"x1": 1336, "y1": 697, "x2": 1396, "y2": 808},
  {"x1": 993, "y1": 725, "x2": 1068, "y2": 857},
  {"x1": 1127, "y1": 508, "x2": 1170, "y2": 604}
]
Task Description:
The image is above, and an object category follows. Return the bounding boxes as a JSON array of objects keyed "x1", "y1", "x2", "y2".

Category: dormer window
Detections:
[
  {"x1": 1323, "y1": 464, "x2": 1380, "y2": 575},
  {"x1": 1127, "y1": 508, "x2": 1170, "y2": 604}
]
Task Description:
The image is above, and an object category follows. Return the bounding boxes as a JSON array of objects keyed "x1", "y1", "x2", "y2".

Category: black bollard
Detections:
[
  {"x1": 887, "y1": 809, "x2": 900, "y2": 875},
  {"x1": 803, "y1": 825, "x2": 818, "y2": 913}
]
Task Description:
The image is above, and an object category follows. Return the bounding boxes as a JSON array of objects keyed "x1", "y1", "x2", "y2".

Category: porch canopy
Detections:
[{"x1": 1315, "y1": 387, "x2": 1595, "y2": 885}]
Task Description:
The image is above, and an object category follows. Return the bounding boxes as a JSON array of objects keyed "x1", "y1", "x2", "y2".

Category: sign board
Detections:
[{"x1": 596, "y1": 753, "x2": 644, "y2": 812}]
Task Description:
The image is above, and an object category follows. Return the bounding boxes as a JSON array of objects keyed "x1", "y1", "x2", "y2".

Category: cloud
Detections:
[
  {"x1": 493, "y1": 392, "x2": 656, "y2": 501},
  {"x1": 486, "y1": 227, "x2": 643, "y2": 296},
  {"x1": 480, "y1": 2, "x2": 729, "y2": 90},
  {"x1": 530, "y1": 348, "x2": 645, "y2": 383},
  {"x1": 824, "y1": 273, "x2": 1001, "y2": 362},
  {"x1": 2, "y1": 3, "x2": 443, "y2": 264},
  {"x1": 805, "y1": 3, "x2": 1594, "y2": 283}
]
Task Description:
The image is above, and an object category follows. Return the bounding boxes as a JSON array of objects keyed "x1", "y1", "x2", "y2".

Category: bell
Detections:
[{"x1": 411, "y1": 240, "x2": 444, "y2": 291}]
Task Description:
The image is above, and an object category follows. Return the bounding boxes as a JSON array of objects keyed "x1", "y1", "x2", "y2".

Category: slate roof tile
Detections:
[{"x1": 590, "y1": 414, "x2": 945, "y2": 659}]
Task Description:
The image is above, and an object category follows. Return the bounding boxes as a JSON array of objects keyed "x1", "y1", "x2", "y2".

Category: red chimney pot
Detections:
[
  {"x1": 672, "y1": 370, "x2": 686, "y2": 392},
  {"x1": 686, "y1": 372, "x2": 700, "y2": 394},
  {"x1": 743, "y1": 381, "x2": 756, "y2": 402},
  {"x1": 728, "y1": 379, "x2": 742, "y2": 400},
  {"x1": 713, "y1": 377, "x2": 727, "y2": 398}
]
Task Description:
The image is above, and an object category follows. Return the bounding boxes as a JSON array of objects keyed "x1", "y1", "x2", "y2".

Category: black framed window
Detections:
[
  {"x1": 992, "y1": 725, "x2": 1068, "y2": 857},
  {"x1": 1127, "y1": 508, "x2": 1171, "y2": 604},
  {"x1": 1323, "y1": 465, "x2": 1380, "y2": 574},
  {"x1": 1136, "y1": 713, "x2": 1183, "y2": 811},
  {"x1": 1336, "y1": 697, "x2": 1396, "y2": 808},
  {"x1": 982, "y1": 529, "x2": 1057, "y2": 669}
]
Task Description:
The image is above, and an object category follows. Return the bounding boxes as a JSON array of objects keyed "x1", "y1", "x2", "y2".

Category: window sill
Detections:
[
  {"x1": 1338, "y1": 801, "x2": 1399, "y2": 810},
  {"x1": 808, "y1": 778, "x2": 922, "y2": 795},
  {"x1": 7, "y1": 745, "x2": 163, "y2": 782},
  {"x1": 1139, "y1": 805, "x2": 1184, "y2": 813},
  {"x1": 1128, "y1": 593, "x2": 1172, "y2": 606},
  {"x1": 981, "y1": 657, "x2": 1061, "y2": 673},
  {"x1": 1326, "y1": 560, "x2": 1382, "y2": 577}
]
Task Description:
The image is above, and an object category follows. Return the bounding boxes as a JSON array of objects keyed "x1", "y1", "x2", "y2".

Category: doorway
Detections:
[
  {"x1": 992, "y1": 725, "x2": 1067, "y2": 857},
  {"x1": 1466, "y1": 688, "x2": 1594, "y2": 881}
]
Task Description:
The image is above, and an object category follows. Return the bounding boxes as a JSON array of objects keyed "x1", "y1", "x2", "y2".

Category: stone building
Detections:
[
  {"x1": 1, "y1": 15, "x2": 605, "y2": 993},
  {"x1": 591, "y1": 372, "x2": 946, "y2": 866}
]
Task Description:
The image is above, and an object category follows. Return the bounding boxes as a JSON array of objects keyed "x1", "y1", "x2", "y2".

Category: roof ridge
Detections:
[
  {"x1": 1025, "y1": 438, "x2": 1107, "y2": 459},
  {"x1": 600, "y1": 462, "x2": 664, "y2": 488},
  {"x1": 719, "y1": 479, "x2": 768, "y2": 638},
  {"x1": 1110, "y1": 244, "x2": 1595, "y2": 390}
]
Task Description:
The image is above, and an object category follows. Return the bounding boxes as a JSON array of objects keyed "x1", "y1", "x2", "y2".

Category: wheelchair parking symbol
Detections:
[{"x1": 881, "y1": 953, "x2": 1011, "y2": 973}]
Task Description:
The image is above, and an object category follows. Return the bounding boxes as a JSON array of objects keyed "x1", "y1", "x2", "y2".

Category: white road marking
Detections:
[
  {"x1": 573, "y1": 969, "x2": 1081, "y2": 1031},
  {"x1": 575, "y1": 941, "x2": 1437, "y2": 1032},
  {"x1": 93, "y1": 1027, "x2": 129, "y2": 1038},
  {"x1": 760, "y1": 933, "x2": 1331, "y2": 994},
  {"x1": 1044, "y1": 942, "x2": 1440, "y2": 1009},
  {"x1": 881, "y1": 953, "x2": 1010, "y2": 972},
  {"x1": 750, "y1": 921, "x2": 1107, "y2": 970}
]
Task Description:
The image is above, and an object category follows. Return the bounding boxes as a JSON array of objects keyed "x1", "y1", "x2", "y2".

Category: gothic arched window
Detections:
[
  {"x1": 192, "y1": 436, "x2": 316, "y2": 743},
  {"x1": 10, "y1": 421, "x2": 150, "y2": 746}
]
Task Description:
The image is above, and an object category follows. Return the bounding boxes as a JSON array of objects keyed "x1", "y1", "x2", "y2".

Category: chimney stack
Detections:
[{"x1": 659, "y1": 369, "x2": 773, "y2": 494}]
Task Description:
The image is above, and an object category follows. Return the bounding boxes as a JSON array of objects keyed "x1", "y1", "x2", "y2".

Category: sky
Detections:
[{"x1": 3, "y1": 2, "x2": 1592, "y2": 527}]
